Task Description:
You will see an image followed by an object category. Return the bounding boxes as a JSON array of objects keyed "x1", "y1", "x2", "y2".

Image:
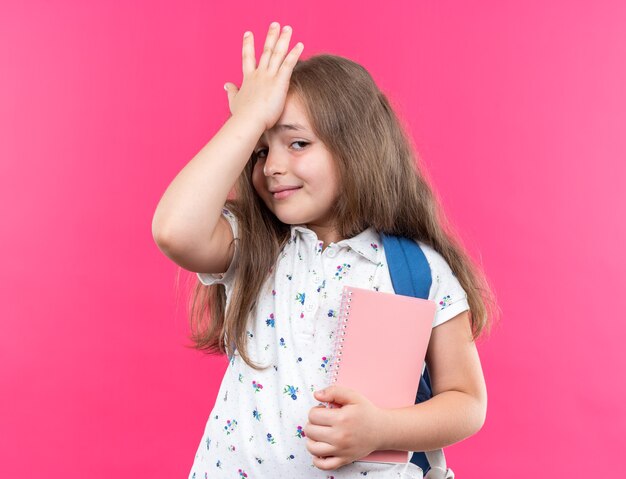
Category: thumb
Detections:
[
  {"x1": 224, "y1": 81, "x2": 238, "y2": 97},
  {"x1": 314, "y1": 385, "x2": 360, "y2": 405}
]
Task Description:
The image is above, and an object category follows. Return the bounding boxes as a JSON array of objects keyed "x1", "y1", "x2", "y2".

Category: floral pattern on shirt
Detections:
[{"x1": 191, "y1": 208, "x2": 469, "y2": 479}]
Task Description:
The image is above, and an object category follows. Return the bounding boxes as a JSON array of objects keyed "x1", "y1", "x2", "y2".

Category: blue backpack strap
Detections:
[
  {"x1": 380, "y1": 233, "x2": 433, "y2": 474},
  {"x1": 381, "y1": 235, "x2": 431, "y2": 299}
]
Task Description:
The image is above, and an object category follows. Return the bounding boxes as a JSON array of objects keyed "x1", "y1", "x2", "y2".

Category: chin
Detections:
[
  {"x1": 267, "y1": 206, "x2": 311, "y2": 226},
  {"x1": 273, "y1": 212, "x2": 305, "y2": 225}
]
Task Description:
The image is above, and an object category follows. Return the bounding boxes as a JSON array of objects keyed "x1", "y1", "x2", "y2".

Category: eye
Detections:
[
  {"x1": 253, "y1": 141, "x2": 309, "y2": 161},
  {"x1": 253, "y1": 147, "x2": 268, "y2": 160}
]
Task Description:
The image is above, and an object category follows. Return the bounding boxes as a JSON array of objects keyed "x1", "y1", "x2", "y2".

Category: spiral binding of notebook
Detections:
[{"x1": 327, "y1": 287, "x2": 353, "y2": 390}]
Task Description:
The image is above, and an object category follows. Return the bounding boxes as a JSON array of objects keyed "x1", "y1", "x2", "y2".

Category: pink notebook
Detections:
[{"x1": 325, "y1": 285, "x2": 436, "y2": 464}]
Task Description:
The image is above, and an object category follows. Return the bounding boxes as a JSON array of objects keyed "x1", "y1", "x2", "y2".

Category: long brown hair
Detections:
[{"x1": 187, "y1": 53, "x2": 499, "y2": 370}]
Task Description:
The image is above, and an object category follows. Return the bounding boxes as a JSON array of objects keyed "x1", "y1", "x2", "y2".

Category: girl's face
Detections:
[{"x1": 251, "y1": 94, "x2": 340, "y2": 241}]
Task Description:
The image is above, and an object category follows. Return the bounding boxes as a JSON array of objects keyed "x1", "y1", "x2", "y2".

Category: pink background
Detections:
[{"x1": 2, "y1": 1, "x2": 624, "y2": 477}]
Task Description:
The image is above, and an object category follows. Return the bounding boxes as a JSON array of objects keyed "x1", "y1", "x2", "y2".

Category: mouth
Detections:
[{"x1": 271, "y1": 186, "x2": 302, "y2": 200}]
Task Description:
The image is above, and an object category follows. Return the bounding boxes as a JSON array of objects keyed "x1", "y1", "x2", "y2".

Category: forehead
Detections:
[{"x1": 261, "y1": 95, "x2": 313, "y2": 140}]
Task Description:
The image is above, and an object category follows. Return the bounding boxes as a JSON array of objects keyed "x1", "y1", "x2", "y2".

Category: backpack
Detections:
[{"x1": 380, "y1": 234, "x2": 455, "y2": 479}]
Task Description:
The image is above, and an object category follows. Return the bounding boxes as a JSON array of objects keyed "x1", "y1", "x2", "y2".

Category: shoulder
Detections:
[
  {"x1": 415, "y1": 241, "x2": 450, "y2": 276},
  {"x1": 196, "y1": 206, "x2": 240, "y2": 287},
  {"x1": 415, "y1": 241, "x2": 470, "y2": 327}
]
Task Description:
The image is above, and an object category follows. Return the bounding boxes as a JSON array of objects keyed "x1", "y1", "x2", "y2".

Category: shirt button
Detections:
[
  {"x1": 306, "y1": 303, "x2": 315, "y2": 312},
  {"x1": 326, "y1": 248, "x2": 336, "y2": 258}
]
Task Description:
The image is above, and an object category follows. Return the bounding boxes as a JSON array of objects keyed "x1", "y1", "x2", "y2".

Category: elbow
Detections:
[
  {"x1": 151, "y1": 220, "x2": 178, "y2": 258},
  {"x1": 152, "y1": 206, "x2": 180, "y2": 248},
  {"x1": 151, "y1": 215, "x2": 167, "y2": 246},
  {"x1": 475, "y1": 404, "x2": 487, "y2": 434},
  {"x1": 462, "y1": 399, "x2": 486, "y2": 441},
  {"x1": 152, "y1": 227, "x2": 171, "y2": 254},
  {"x1": 458, "y1": 385, "x2": 487, "y2": 438},
  {"x1": 152, "y1": 216, "x2": 177, "y2": 250},
  {"x1": 471, "y1": 389, "x2": 488, "y2": 435}
]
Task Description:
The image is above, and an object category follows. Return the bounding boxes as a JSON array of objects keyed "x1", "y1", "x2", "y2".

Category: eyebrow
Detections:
[
  {"x1": 261, "y1": 123, "x2": 308, "y2": 140},
  {"x1": 274, "y1": 122, "x2": 307, "y2": 132}
]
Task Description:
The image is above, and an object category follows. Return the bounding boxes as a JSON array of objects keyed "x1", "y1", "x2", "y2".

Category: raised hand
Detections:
[{"x1": 224, "y1": 22, "x2": 304, "y2": 132}]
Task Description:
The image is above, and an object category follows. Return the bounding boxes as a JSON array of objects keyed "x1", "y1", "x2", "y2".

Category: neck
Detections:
[{"x1": 305, "y1": 224, "x2": 342, "y2": 246}]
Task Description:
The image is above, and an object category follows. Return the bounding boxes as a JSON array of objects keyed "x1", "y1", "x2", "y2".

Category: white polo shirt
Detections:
[{"x1": 188, "y1": 208, "x2": 469, "y2": 479}]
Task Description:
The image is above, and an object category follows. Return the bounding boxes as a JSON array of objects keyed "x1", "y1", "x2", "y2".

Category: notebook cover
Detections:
[{"x1": 326, "y1": 285, "x2": 436, "y2": 464}]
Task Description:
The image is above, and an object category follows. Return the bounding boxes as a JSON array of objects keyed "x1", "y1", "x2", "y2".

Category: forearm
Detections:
[
  {"x1": 377, "y1": 390, "x2": 487, "y2": 453},
  {"x1": 152, "y1": 114, "x2": 264, "y2": 244}
]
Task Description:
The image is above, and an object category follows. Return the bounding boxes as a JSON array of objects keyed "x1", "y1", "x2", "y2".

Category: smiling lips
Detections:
[{"x1": 270, "y1": 185, "x2": 302, "y2": 199}]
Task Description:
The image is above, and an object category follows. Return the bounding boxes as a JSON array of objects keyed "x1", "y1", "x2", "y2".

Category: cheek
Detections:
[
  {"x1": 325, "y1": 164, "x2": 341, "y2": 197},
  {"x1": 327, "y1": 179, "x2": 341, "y2": 204},
  {"x1": 294, "y1": 162, "x2": 324, "y2": 185}
]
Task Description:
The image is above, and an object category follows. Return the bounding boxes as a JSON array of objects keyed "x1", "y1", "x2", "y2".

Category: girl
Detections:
[{"x1": 152, "y1": 21, "x2": 495, "y2": 479}]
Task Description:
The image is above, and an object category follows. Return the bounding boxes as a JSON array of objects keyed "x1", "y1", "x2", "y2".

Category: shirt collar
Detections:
[{"x1": 290, "y1": 224, "x2": 381, "y2": 264}]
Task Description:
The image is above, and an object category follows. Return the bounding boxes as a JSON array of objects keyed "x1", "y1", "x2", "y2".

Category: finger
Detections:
[
  {"x1": 267, "y1": 24, "x2": 293, "y2": 73},
  {"x1": 242, "y1": 31, "x2": 256, "y2": 76},
  {"x1": 312, "y1": 454, "x2": 344, "y2": 471},
  {"x1": 277, "y1": 41, "x2": 304, "y2": 82},
  {"x1": 306, "y1": 437, "x2": 336, "y2": 458},
  {"x1": 304, "y1": 422, "x2": 333, "y2": 442},
  {"x1": 319, "y1": 385, "x2": 366, "y2": 408},
  {"x1": 258, "y1": 21, "x2": 281, "y2": 70},
  {"x1": 308, "y1": 405, "x2": 335, "y2": 427},
  {"x1": 224, "y1": 83, "x2": 238, "y2": 111}
]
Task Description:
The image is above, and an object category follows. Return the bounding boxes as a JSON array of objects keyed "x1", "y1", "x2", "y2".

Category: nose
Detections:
[{"x1": 262, "y1": 148, "x2": 287, "y2": 176}]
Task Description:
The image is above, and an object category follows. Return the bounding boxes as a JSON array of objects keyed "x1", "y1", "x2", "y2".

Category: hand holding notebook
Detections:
[{"x1": 311, "y1": 382, "x2": 396, "y2": 466}]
